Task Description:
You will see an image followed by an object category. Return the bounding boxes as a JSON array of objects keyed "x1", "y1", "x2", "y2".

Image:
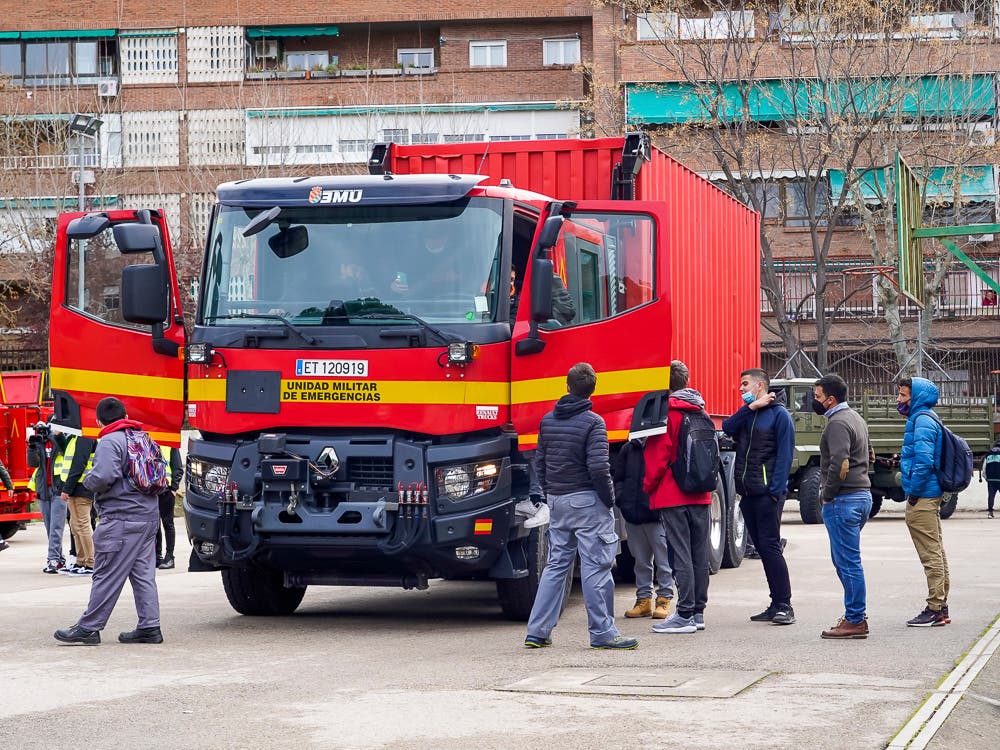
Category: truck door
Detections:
[
  {"x1": 49, "y1": 210, "x2": 186, "y2": 446},
  {"x1": 511, "y1": 201, "x2": 671, "y2": 449}
]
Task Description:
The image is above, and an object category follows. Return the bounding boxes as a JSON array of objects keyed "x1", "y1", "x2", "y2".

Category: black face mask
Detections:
[{"x1": 812, "y1": 398, "x2": 829, "y2": 416}]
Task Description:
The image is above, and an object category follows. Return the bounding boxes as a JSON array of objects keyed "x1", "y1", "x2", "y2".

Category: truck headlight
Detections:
[
  {"x1": 435, "y1": 460, "x2": 500, "y2": 501},
  {"x1": 188, "y1": 458, "x2": 230, "y2": 497}
]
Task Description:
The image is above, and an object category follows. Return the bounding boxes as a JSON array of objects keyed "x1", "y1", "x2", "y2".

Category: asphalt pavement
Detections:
[{"x1": 1, "y1": 482, "x2": 998, "y2": 749}]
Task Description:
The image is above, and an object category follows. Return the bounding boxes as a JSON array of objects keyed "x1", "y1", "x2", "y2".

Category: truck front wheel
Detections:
[
  {"x1": 0, "y1": 522, "x2": 20, "y2": 540},
  {"x1": 496, "y1": 525, "x2": 573, "y2": 621},
  {"x1": 798, "y1": 466, "x2": 823, "y2": 524},
  {"x1": 221, "y1": 566, "x2": 306, "y2": 616}
]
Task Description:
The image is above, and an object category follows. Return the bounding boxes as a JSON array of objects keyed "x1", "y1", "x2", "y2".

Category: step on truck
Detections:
[
  {"x1": 772, "y1": 378, "x2": 996, "y2": 523},
  {"x1": 47, "y1": 134, "x2": 759, "y2": 619}
]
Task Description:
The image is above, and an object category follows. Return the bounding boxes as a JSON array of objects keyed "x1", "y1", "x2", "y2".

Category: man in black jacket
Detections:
[
  {"x1": 155, "y1": 447, "x2": 184, "y2": 569},
  {"x1": 722, "y1": 368, "x2": 795, "y2": 625},
  {"x1": 524, "y1": 363, "x2": 638, "y2": 651}
]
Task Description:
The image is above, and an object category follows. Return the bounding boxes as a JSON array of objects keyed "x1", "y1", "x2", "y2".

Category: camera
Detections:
[{"x1": 26, "y1": 421, "x2": 53, "y2": 468}]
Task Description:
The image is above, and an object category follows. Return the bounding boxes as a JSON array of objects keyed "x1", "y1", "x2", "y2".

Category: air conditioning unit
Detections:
[
  {"x1": 97, "y1": 78, "x2": 119, "y2": 98},
  {"x1": 254, "y1": 40, "x2": 278, "y2": 59}
]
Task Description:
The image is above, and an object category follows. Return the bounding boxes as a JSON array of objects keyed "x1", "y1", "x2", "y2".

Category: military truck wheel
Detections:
[
  {"x1": 940, "y1": 494, "x2": 958, "y2": 519},
  {"x1": 496, "y1": 525, "x2": 573, "y2": 621},
  {"x1": 221, "y1": 566, "x2": 306, "y2": 616},
  {"x1": 798, "y1": 466, "x2": 823, "y2": 525},
  {"x1": 721, "y1": 488, "x2": 747, "y2": 569},
  {"x1": 0, "y1": 522, "x2": 20, "y2": 540},
  {"x1": 869, "y1": 494, "x2": 883, "y2": 519},
  {"x1": 708, "y1": 479, "x2": 724, "y2": 575}
]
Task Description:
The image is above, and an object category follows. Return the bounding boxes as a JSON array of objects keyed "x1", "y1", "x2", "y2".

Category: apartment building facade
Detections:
[{"x1": 0, "y1": 2, "x2": 998, "y2": 394}]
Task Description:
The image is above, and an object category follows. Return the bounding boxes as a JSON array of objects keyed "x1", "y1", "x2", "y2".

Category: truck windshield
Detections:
[{"x1": 200, "y1": 199, "x2": 504, "y2": 327}]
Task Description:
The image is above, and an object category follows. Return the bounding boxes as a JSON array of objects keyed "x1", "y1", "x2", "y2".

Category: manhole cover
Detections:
[{"x1": 499, "y1": 668, "x2": 770, "y2": 698}]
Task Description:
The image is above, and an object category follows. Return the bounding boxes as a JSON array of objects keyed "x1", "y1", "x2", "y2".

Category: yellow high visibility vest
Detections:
[
  {"x1": 160, "y1": 446, "x2": 173, "y2": 482},
  {"x1": 58, "y1": 436, "x2": 95, "y2": 482}
]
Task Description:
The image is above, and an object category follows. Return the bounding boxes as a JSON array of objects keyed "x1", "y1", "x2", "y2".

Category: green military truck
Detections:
[{"x1": 771, "y1": 379, "x2": 996, "y2": 524}]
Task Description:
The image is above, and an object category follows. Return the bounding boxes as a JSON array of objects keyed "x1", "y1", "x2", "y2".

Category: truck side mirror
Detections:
[
  {"x1": 121, "y1": 264, "x2": 168, "y2": 324},
  {"x1": 66, "y1": 213, "x2": 110, "y2": 240},
  {"x1": 629, "y1": 389, "x2": 670, "y2": 439},
  {"x1": 112, "y1": 223, "x2": 160, "y2": 255},
  {"x1": 530, "y1": 258, "x2": 554, "y2": 323},
  {"x1": 537, "y1": 215, "x2": 563, "y2": 250}
]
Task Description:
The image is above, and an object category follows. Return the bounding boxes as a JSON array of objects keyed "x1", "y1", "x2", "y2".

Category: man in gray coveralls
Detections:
[{"x1": 54, "y1": 397, "x2": 163, "y2": 645}]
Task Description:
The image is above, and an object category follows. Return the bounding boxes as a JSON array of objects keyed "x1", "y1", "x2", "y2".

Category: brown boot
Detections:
[
  {"x1": 652, "y1": 597, "x2": 672, "y2": 619},
  {"x1": 625, "y1": 598, "x2": 653, "y2": 618},
  {"x1": 821, "y1": 617, "x2": 869, "y2": 639}
]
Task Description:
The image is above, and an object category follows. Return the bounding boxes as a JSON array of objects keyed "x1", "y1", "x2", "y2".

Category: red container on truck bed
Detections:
[{"x1": 388, "y1": 136, "x2": 761, "y2": 418}]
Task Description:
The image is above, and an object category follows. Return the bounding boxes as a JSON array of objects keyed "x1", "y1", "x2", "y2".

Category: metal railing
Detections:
[{"x1": 0, "y1": 153, "x2": 100, "y2": 170}]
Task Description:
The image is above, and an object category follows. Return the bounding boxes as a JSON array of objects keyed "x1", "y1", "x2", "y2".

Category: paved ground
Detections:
[{"x1": 1, "y1": 483, "x2": 998, "y2": 749}]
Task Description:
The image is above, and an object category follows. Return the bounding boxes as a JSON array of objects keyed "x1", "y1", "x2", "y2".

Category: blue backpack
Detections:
[{"x1": 922, "y1": 413, "x2": 973, "y2": 494}]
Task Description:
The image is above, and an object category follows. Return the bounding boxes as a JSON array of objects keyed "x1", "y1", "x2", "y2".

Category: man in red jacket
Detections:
[{"x1": 644, "y1": 360, "x2": 713, "y2": 635}]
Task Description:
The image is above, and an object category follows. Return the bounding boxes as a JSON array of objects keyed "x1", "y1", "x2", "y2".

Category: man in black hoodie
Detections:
[{"x1": 524, "y1": 363, "x2": 638, "y2": 651}]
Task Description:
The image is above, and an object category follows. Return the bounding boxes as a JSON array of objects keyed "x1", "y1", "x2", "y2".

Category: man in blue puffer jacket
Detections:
[{"x1": 898, "y1": 376, "x2": 951, "y2": 628}]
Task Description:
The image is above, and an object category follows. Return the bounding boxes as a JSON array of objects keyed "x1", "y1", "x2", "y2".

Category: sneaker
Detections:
[
  {"x1": 524, "y1": 635, "x2": 552, "y2": 648},
  {"x1": 43, "y1": 561, "x2": 64, "y2": 574},
  {"x1": 523, "y1": 503, "x2": 550, "y2": 529},
  {"x1": 0, "y1": 540, "x2": 9, "y2": 553},
  {"x1": 70, "y1": 566, "x2": 94, "y2": 576},
  {"x1": 771, "y1": 606, "x2": 796, "y2": 626},
  {"x1": 514, "y1": 499, "x2": 536, "y2": 517},
  {"x1": 821, "y1": 617, "x2": 869, "y2": 639},
  {"x1": 58, "y1": 565, "x2": 78, "y2": 575},
  {"x1": 907, "y1": 608, "x2": 948, "y2": 627},
  {"x1": 157, "y1": 556, "x2": 175, "y2": 570},
  {"x1": 54, "y1": 624, "x2": 100, "y2": 645},
  {"x1": 941, "y1": 605, "x2": 951, "y2": 624},
  {"x1": 989, "y1": 511, "x2": 995, "y2": 519},
  {"x1": 693, "y1": 613, "x2": 705, "y2": 631},
  {"x1": 651, "y1": 613, "x2": 697, "y2": 634},
  {"x1": 119, "y1": 626, "x2": 164, "y2": 644},
  {"x1": 652, "y1": 597, "x2": 672, "y2": 619},
  {"x1": 591, "y1": 636, "x2": 639, "y2": 650},
  {"x1": 750, "y1": 605, "x2": 779, "y2": 622}
]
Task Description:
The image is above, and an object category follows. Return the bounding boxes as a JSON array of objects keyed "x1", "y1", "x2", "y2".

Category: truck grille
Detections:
[{"x1": 347, "y1": 457, "x2": 394, "y2": 489}]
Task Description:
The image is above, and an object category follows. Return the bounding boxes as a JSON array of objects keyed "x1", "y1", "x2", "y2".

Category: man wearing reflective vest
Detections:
[
  {"x1": 155, "y1": 446, "x2": 184, "y2": 569},
  {"x1": 31, "y1": 436, "x2": 68, "y2": 573},
  {"x1": 59, "y1": 436, "x2": 98, "y2": 576}
]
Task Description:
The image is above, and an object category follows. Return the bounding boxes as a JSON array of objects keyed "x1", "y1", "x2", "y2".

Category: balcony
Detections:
[{"x1": 0, "y1": 153, "x2": 99, "y2": 170}]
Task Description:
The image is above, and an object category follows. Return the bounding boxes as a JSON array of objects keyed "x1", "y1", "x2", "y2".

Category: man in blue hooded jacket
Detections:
[{"x1": 897, "y1": 376, "x2": 951, "y2": 628}]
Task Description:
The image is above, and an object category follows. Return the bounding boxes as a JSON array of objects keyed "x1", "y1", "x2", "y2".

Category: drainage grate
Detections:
[{"x1": 499, "y1": 668, "x2": 770, "y2": 699}]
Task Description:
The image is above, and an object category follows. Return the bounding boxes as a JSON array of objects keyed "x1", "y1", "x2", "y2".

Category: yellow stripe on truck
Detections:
[
  {"x1": 51, "y1": 367, "x2": 183, "y2": 401},
  {"x1": 189, "y1": 378, "x2": 508, "y2": 405},
  {"x1": 511, "y1": 366, "x2": 670, "y2": 405},
  {"x1": 518, "y1": 429, "x2": 630, "y2": 449}
]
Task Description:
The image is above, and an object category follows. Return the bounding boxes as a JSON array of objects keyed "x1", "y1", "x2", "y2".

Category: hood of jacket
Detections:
[
  {"x1": 97, "y1": 418, "x2": 144, "y2": 439},
  {"x1": 670, "y1": 388, "x2": 705, "y2": 409},
  {"x1": 908, "y1": 377, "x2": 939, "y2": 415},
  {"x1": 553, "y1": 393, "x2": 594, "y2": 419}
]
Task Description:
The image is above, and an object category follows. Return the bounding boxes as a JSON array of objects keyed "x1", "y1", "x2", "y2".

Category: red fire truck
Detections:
[
  {"x1": 0, "y1": 371, "x2": 49, "y2": 539},
  {"x1": 48, "y1": 134, "x2": 759, "y2": 619}
]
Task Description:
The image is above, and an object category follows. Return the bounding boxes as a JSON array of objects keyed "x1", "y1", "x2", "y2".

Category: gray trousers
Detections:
[
  {"x1": 526, "y1": 490, "x2": 619, "y2": 645},
  {"x1": 38, "y1": 496, "x2": 67, "y2": 564},
  {"x1": 624, "y1": 520, "x2": 675, "y2": 600},
  {"x1": 659, "y1": 504, "x2": 711, "y2": 617},
  {"x1": 77, "y1": 517, "x2": 160, "y2": 632}
]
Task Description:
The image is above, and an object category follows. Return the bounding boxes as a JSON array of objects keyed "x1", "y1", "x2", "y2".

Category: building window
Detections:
[
  {"x1": 410, "y1": 133, "x2": 439, "y2": 145},
  {"x1": 2, "y1": 39, "x2": 109, "y2": 85},
  {"x1": 382, "y1": 129, "x2": 410, "y2": 145},
  {"x1": 637, "y1": 13, "x2": 679, "y2": 41},
  {"x1": 398, "y1": 48, "x2": 434, "y2": 69},
  {"x1": 444, "y1": 133, "x2": 486, "y2": 143},
  {"x1": 120, "y1": 31, "x2": 178, "y2": 84},
  {"x1": 543, "y1": 38, "x2": 580, "y2": 66},
  {"x1": 339, "y1": 139, "x2": 372, "y2": 154},
  {"x1": 469, "y1": 41, "x2": 507, "y2": 68},
  {"x1": 285, "y1": 51, "x2": 328, "y2": 71}
]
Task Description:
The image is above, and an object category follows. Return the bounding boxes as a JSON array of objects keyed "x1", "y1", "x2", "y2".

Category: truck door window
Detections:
[
  {"x1": 64, "y1": 231, "x2": 153, "y2": 331},
  {"x1": 540, "y1": 211, "x2": 655, "y2": 329}
]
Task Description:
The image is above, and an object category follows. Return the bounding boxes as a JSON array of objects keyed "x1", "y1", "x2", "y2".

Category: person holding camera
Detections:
[{"x1": 29, "y1": 425, "x2": 69, "y2": 573}]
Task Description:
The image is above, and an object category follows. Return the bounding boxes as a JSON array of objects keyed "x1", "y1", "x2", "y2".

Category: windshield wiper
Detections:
[
  {"x1": 203, "y1": 313, "x2": 318, "y2": 345},
  {"x1": 354, "y1": 312, "x2": 462, "y2": 346}
]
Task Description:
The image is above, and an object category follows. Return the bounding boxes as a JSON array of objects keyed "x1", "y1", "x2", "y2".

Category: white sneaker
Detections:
[
  {"x1": 652, "y1": 613, "x2": 697, "y2": 634},
  {"x1": 514, "y1": 500, "x2": 537, "y2": 517},
  {"x1": 523, "y1": 503, "x2": 550, "y2": 529}
]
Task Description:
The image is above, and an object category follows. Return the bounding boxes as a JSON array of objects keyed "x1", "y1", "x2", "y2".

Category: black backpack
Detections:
[
  {"x1": 671, "y1": 408, "x2": 721, "y2": 494},
  {"x1": 922, "y1": 413, "x2": 973, "y2": 494}
]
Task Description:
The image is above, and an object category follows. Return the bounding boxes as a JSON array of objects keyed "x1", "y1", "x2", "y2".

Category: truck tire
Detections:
[
  {"x1": 221, "y1": 566, "x2": 306, "y2": 616},
  {"x1": 869, "y1": 494, "x2": 883, "y2": 519},
  {"x1": 721, "y1": 488, "x2": 746, "y2": 569},
  {"x1": 496, "y1": 525, "x2": 573, "y2": 621},
  {"x1": 0, "y1": 522, "x2": 19, "y2": 540},
  {"x1": 798, "y1": 465, "x2": 823, "y2": 525},
  {"x1": 939, "y1": 494, "x2": 958, "y2": 520},
  {"x1": 708, "y1": 479, "x2": 724, "y2": 575}
]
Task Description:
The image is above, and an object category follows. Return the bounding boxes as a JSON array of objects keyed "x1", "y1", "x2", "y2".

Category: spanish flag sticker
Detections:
[{"x1": 473, "y1": 518, "x2": 493, "y2": 535}]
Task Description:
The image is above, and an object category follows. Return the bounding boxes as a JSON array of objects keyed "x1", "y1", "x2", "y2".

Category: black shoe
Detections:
[
  {"x1": 750, "y1": 605, "x2": 779, "y2": 622},
  {"x1": 771, "y1": 606, "x2": 796, "y2": 625},
  {"x1": 119, "y1": 626, "x2": 164, "y2": 644},
  {"x1": 745, "y1": 543, "x2": 760, "y2": 560},
  {"x1": 524, "y1": 634, "x2": 552, "y2": 648},
  {"x1": 155, "y1": 557, "x2": 164, "y2": 567},
  {"x1": 590, "y1": 636, "x2": 639, "y2": 650},
  {"x1": 54, "y1": 624, "x2": 100, "y2": 645},
  {"x1": 43, "y1": 561, "x2": 64, "y2": 574},
  {"x1": 157, "y1": 556, "x2": 175, "y2": 570},
  {"x1": 906, "y1": 608, "x2": 948, "y2": 627},
  {"x1": 989, "y1": 511, "x2": 995, "y2": 519}
]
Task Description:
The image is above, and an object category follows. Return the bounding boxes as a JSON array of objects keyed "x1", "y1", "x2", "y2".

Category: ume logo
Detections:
[{"x1": 308, "y1": 187, "x2": 363, "y2": 204}]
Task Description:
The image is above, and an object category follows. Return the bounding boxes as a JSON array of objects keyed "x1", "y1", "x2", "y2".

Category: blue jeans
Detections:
[
  {"x1": 38, "y1": 495, "x2": 67, "y2": 565},
  {"x1": 821, "y1": 491, "x2": 872, "y2": 624}
]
